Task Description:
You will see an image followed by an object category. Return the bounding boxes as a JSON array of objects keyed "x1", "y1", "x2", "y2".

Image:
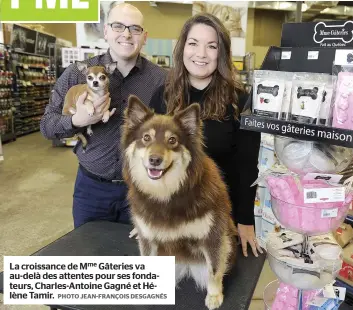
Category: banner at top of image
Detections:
[{"x1": 0, "y1": 0, "x2": 100, "y2": 23}]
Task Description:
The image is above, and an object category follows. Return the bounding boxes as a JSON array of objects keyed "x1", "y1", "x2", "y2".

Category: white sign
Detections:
[{"x1": 3, "y1": 256, "x2": 175, "y2": 305}]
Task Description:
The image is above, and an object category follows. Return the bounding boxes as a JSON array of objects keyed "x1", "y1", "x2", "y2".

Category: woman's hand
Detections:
[{"x1": 237, "y1": 224, "x2": 263, "y2": 257}]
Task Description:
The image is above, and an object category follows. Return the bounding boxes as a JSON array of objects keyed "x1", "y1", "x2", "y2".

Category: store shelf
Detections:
[
  {"x1": 16, "y1": 111, "x2": 44, "y2": 118},
  {"x1": 240, "y1": 114, "x2": 353, "y2": 148},
  {"x1": 16, "y1": 128, "x2": 40, "y2": 137},
  {"x1": 0, "y1": 132, "x2": 16, "y2": 143}
]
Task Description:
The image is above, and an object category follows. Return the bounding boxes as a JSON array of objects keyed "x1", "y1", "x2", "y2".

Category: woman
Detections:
[{"x1": 149, "y1": 13, "x2": 262, "y2": 258}]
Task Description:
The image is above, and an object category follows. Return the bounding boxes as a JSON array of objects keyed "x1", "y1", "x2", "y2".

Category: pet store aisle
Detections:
[
  {"x1": 0, "y1": 132, "x2": 276, "y2": 310},
  {"x1": 0, "y1": 133, "x2": 76, "y2": 269}
]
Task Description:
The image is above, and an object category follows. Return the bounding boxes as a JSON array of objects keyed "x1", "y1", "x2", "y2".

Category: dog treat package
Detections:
[
  {"x1": 333, "y1": 223, "x2": 353, "y2": 248},
  {"x1": 280, "y1": 72, "x2": 295, "y2": 121},
  {"x1": 252, "y1": 70, "x2": 286, "y2": 119},
  {"x1": 270, "y1": 281, "x2": 320, "y2": 310},
  {"x1": 318, "y1": 78, "x2": 335, "y2": 126},
  {"x1": 331, "y1": 65, "x2": 353, "y2": 130},
  {"x1": 307, "y1": 233, "x2": 342, "y2": 261},
  {"x1": 274, "y1": 136, "x2": 353, "y2": 176},
  {"x1": 289, "y1": 73, "x2": 330, "y2": 124},
  {"x1": 266, "y1": 231, "x2": 343, "y2": 290},
  {"x1": 264, "y1": 172, "x2": 353, "y2": 235}
]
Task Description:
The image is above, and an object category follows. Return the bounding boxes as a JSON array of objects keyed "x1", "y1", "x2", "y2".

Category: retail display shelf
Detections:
[
  {"x1": 16, "y1": 64, "x2": 49, "y2": 70},
  {"x1": 1, "y1": 132, "x2": 16, "y2": 143},
  {"x1": 16, "y1": 128, "x2": 40, "y2": 137},
  {"x1": 17, "y1": 111, "x2": 45, "y2": 118},
  {"x1": 240, "y1": 114, "x2": 353, "y2": 148},
  {"x1": 250, "y1": 21, "x2": 353, "y2": 308}
]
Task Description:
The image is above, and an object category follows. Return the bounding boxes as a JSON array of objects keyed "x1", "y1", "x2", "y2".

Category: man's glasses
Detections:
[{"x1": 108, "y1": 22, "x2": 143, "y2": 35}]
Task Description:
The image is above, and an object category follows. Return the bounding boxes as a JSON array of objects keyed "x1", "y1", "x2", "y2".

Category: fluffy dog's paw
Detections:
[
  {"x1": 205, "y1": 293, "x2": 223, "y2": 310},
  {"x1": 87, "y1": 128, "x2": 93, "y2": 136},
  {"x1": 102, "y1": 116, "x2": 109, "y2": 123}
]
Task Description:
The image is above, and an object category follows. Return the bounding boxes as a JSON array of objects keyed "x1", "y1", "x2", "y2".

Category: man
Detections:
[{"x1": 40, "y1": 3, "x2": 167, "y2": 228}]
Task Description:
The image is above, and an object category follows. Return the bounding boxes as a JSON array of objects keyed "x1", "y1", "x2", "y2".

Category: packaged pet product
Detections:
[
  {"x1": 280, "y1": 72, "x2": 295, "y2": 121},
  {"x1": 259, "y1": 189, "x2": 283, "y2": 245},
  {"x1": 271, "y1": 282, "x2": 320, "y2": 310},
  {"x1": 267, "y1": 233, "x2": 343, "y2": 290},
  {"x1": 318, "y1": 79, "x2": 335, "y2": 126},
  {"x1": 290, "y1": 73, "x2": 329, "y2": 124},
  {"x1": 307, "y1": 297, "x2": 343, "y2": 310},
  {"x1": 307, "y1": 234, "x2": 342, "y2": 261},
  {"x1": 332, "y1": 71, "x2": 353, "y2": 130},
  {"x1": 266, "y1": 231, "x2": 304, "y2": 250},
  {"x1": 253, "y1": 70, "x2": 286, "y2": 119},
  {"x1": 254, "y1": 186, "x2": 264, "y2": 239},
  {"x1": 265, "y1": 174, "x2": 353, "y2": 235},
  {"x1": 333, "y1": 223, "x2": 353, "y2": 247},
  {"x1": 274, "y1": 136, "x2": 353, "y2": 175}
]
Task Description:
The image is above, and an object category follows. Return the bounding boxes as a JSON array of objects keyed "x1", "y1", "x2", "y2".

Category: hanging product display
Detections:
[{"x1": 246, "y1": 20, "x2": 353, "y2": 309}]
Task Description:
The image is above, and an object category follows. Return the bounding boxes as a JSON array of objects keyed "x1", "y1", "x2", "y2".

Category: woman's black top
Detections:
[{"x1": 149, "y1": 84, "x2": 261, "y2": 225}]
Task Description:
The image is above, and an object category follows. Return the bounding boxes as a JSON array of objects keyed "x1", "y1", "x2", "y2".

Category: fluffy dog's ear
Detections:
[
  {"x1": 174, "y1": 103, "x2": 201, "y2": 135},
  {"x1": 125, "y1": 95, "x2": 153, "y2": 129},
  {"x1": 105, "y1": 62, "x2": 118, "y2": 74},
  {"x1": 76, "y1": 62, "x2": 88, "y2": 75}
]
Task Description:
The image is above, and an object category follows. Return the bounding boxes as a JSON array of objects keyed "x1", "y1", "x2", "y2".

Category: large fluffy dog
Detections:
[{"x1": 121, "y1": 95, "x2": 237, "y2": 310}]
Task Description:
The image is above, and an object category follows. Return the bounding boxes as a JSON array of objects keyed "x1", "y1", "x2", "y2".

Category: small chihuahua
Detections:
[{"x1": 62, "y1": 61, "x2": 117, "y2": 149}]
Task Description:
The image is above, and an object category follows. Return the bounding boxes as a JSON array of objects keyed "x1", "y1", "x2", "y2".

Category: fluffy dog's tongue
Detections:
[{"x1": 148, "y1": 169, "x2": 163, "y2": 178}]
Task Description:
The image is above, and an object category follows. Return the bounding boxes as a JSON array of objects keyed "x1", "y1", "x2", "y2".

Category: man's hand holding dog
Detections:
[{"x1": 72, "y1": 92, "x2": 115, "y2": 127}]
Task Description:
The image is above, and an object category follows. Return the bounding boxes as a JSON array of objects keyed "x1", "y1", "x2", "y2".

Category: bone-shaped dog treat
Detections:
[
  {"x1": 314, "y1": 21, "x2": 353, "y2": 44},
  {"x1": 297, "y1": 87, "x2": 319, "y2": 100},
  {"x1": 257, "y1": 84, "x2": 279, "y2": 96}
]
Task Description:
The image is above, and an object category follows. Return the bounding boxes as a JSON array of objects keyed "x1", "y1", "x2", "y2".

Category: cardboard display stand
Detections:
[{"x1": 241, "y1": 21, "x2": 353, "y2": 148}]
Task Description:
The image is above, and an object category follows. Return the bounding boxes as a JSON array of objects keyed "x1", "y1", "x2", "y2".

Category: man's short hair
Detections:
[{"x1": 107, "y1": 1, "x2": 121, "y2": 22}]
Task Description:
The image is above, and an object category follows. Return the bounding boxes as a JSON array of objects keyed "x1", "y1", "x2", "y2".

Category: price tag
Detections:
[
  {"x1": 304, "y1": 187, "x2": 345, "y2": 203},
  {"x1": 308, "y1": 51, "x2": 319, "y2": 60},
  {"x1": 281, "y1": 51, "x2": 291, "y2": 60},
  {"x1": 321, "y1": 208, "x2": 338, "y2": 218}
]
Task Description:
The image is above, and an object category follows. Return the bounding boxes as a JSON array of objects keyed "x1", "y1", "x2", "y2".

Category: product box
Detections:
[
  {"x1": 308, "y1": 296, "x2": 343, "y2": 310},
  {"x1": 258, "y1": 134, "x2": 276, "y2": 187},
  {"x1": 338, "y1": 242, "x2": 353, "y2": 286},
  {"x1": 333, "y1": 223, "x2": 353, "y2": 248},
  {"x1": 259, "y1": 189, "x2": 283, "y2": 247},
  {"x1": 254, "y1": 186, "x2": 265, "y2": 240}
]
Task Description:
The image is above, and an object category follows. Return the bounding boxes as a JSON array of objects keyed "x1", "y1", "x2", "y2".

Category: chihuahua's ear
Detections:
[
  {"x1": 105, "y1": 62, "x2": 118, "y2": 74},
  {"x1": 124, "y1": 95, "x2": 153, "y2": 129},
  {"x1": 76, "y1": 62, "x2": 88, "y2": 75}
]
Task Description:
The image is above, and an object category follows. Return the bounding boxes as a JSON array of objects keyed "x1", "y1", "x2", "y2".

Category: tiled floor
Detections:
[{"x1": 0, "y1": 132, "x2": 277, "y2": 309}]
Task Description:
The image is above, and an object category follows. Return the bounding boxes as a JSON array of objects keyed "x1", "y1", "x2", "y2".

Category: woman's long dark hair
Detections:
[{"x1": 164, "y1": 13, "x2": 244, "y2": 121}]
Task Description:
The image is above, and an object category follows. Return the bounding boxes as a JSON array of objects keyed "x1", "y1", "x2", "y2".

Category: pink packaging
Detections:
[
  {"x1": 271, "y1": 282, "x2": 319, "y2": 310},
  {"x1": 265, "y1": 175, "x2": 352, "y2": 235},
  {"x1": 332, "y1": 71, "x2": 353, "y2": 130}
]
